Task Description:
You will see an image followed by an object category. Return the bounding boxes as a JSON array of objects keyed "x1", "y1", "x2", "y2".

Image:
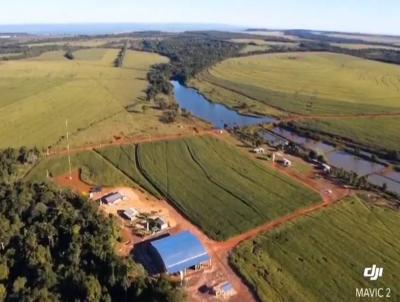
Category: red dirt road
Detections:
[
  {"x1": 47, "y1": 129, "x2": 214, "y2": 158},
  {"x1": 52, "y1": 133, "x2": 351, "y2": 302}
]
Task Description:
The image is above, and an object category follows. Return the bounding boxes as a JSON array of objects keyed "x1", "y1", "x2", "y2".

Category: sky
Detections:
[{"x1": 0, "y1": 0, "x2": 399, "y2": 35}]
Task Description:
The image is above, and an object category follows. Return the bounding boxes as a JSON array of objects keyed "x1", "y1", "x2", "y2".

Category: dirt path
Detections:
[
  {"x1": 55, "y1": 169, "x2": 349, "y2": 302},
  {"x1": 46, "y1": 129, "x2": 215, "y2": 158},
  {"x1": 52, "y1": 132, "x2": 351, "y2": 302}
]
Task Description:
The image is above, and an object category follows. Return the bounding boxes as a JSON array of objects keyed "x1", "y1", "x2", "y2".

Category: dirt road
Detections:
[
  {"x1": 47, "y1": 129, "x2": 214, "y2": 158},
  {"x1": 52, "y1": 132, "x2": 351, "y2": 302}
]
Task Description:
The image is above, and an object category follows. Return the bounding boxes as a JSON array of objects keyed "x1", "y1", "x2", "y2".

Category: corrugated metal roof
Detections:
[
  {"x1": 222, "y1": 282, "x2": 234, "y2": 293},
  {"x1": 103, "y1": 192, "x2": 123, "y2": 204},
  {"x1": 123, "y1": 208, "x2": 138, "y2": 219},
  {"x1": 151, "y1": 231, "x2": 209, "y2": 274}
]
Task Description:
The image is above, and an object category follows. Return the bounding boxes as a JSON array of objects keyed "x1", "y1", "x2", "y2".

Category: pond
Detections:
[
  {"x1": 272, "y1": 127, "x2": 386, "y2": 176},
  {"x1": 172, "y1": 81, "x2": 276, "y2": 128},
  {"x1": 272, "y1": 128, "x2": 336, "y2": 154},
  {"x1": 367, "y1": 174, "x2": 400, "y2": 195},
  {"x1": 325, "y1": 151, "x2": 386, "y2": 176},
  {"x1": 172, "y1": 81, "x2": 399, "y2": 195}
]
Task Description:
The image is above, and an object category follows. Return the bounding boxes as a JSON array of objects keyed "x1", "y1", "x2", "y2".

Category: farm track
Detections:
[
  {"x1": 50, "y1": 132, "x2": 352, "y2": 302},
  {"x1": 132, "y1": 133, "x2": 350, "y2": 302},
  {"x1": 46, "y1": 129, "x2": 214, "y2": 158}
]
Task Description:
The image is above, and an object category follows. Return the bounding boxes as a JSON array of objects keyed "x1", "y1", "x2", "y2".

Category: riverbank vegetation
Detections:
[
  {"x1": 230, "y1": 196, "x2": 400, "y2": 302},
  {"x1": 141, "y1": 35, "x2": 241, "y2": 100},
  {"x1": 288, "y1": 118, "x2": 400, "y2": 160}
]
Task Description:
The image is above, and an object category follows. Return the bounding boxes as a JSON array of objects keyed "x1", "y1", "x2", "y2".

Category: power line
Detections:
[{"x1": 66, "y1": 119, "x2": 72, "y2": 180}]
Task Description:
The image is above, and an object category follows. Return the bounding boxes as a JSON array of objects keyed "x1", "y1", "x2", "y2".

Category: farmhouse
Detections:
[
  {"x1": 102, "y1": 192, "x2": 123, "y2": 205},
  {"x1": 123, "y1": 208, "x2": 139, "y2": 221},
  {"x1": 322, "y1": 163, "x2": 331, "y2": 173},
  {"x1": 282, "y1": 158, "x2": 292, "y2": 167},
  {"x1": 253, "y1": 147, "x2": 265, "y2": 154},
  {"x1": 150, "y1": 231, "x2": 211, "y2": 276},
  {"x1": 153, "y1": 217, "x2": 168, "y2": 230},
  {"x1": 213, "y1": 282, "x2": 236, "y2": 298}
]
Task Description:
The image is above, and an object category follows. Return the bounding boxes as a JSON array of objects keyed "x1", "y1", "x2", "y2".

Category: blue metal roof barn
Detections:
[{"x1": 150, "y1": 231, "x2": 210, "y2": 274}]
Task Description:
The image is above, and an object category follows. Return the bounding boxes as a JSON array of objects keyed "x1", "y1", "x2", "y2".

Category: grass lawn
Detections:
[
  {"x1": 192, "y1": 52, "x2": 400, "y2": 115},
  {"x1": 0, "y1": 49, "x2": 169, "y2": 149},
  {"x1": 294, "y1": 117, "x2": 400, "y2": 152},
  {"x1": 230, "y1": 196, "x2": 400, "y2": 302},
  {"x1": 137, "y1": 136, "x2": 320, "y2": 240}
]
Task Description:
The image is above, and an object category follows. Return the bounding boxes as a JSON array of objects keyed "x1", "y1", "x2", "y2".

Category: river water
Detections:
[
  {"x1": 172, "y1": 81, "x2": 400, "y2": 195},
  {"x1": 172, "y1": 81, "x2": 275, "y2": 128}
]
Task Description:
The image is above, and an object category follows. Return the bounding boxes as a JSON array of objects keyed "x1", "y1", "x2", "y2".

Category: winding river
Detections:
[{"x1": 172, "y1": 81, "x2": 275, "y2": 128}]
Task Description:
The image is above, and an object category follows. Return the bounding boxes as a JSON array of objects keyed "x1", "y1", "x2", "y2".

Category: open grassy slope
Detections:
[
  {"x1": 293, "y1": 117, "x2": 400, "y2": 152},
  {"x1": 192, "y1": 52, "x2": 400, "y2": 115},
  {"x1": 95, "y1": 145, "x2": 161, "y2": 197},
  {"x1": 231, "y1": 196, "x2": 400, "y2": 302},
  {"x1": 26, "y1": 151, "x2": 134, "y2": 187},
  {"x1": 229, "y1": 39, "x2": 298, "y2": 54},
  {"x1": 137, "y1": 136, "x2": 320, "y2": 240},
  {"x1": 0, "y1": 49, "x2": 168, "y2": 149}
]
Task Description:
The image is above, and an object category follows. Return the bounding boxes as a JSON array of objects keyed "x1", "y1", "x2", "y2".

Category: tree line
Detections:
[
  {"x1": 0, "y1": 147, "x2": 40, "y2": 183},
  {"x1": 0, "y1": 149, "x2": 185, "y2": 302},
  {"x1": 114, "y1": 41, "x2": 129, "y2": 68},
  {"x1": 140, "y1": 35, "x2": 242, "y2": 101},
  {"x1": 281, "y1": 121, "x2": 400, "y2": 163}
]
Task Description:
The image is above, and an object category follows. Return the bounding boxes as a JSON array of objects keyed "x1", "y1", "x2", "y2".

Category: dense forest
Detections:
[
  {"x1": 0, "y1": 148, "x2": 40, "y2": 182},
  {"x1": 0, "y1": 44, "x2": 70, "y2": 61},
  {"x1": 0, "y1": 149, "x2": 185, "y2": 302},
  {"x1": 140, "y1": 35, "x2": 242, "y2": 100}
]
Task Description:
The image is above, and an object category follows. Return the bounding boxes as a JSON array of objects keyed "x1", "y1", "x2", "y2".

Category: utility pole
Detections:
[{"x1": 66, "y1": 119, "x2": 72, "y2": 180}]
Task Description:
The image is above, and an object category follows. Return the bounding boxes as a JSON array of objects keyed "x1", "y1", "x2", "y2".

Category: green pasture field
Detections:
[
  {"x1": 25, "y1": 37, "x2": 134, "y2": 48},
  {"x1": 136, "y1": 136, "x2": 320, "y2": 240},
  {"x1": 0, "y1": 49, "x2": 170, "y2": 149},
  {"x1": 230, "y1": 196, "x2": 400, "y2": 302},
  {"x1": 323, "y1": 32, "x2": 400, "y2": 45},
  {"x1": 95, "y1": 145, "x2": 161, "y2": 197},
  {"x1": 188, "y1": 76, "x2": 285, "y2": 117},
  {"x1": 230, "y1": 39, "x2": 269, "y2": 45},
  {"x1": 331, "y1": 43, "x2": 400, "y2": 50},
  {"x1": 73, "y1": 48, "x2": 109, "y2": 61},
  {"x1": 32, "y1": 50, "x2": 68, "y2": 60},
  {"x1": 26, "y1": 151, "x2": 134, "y2": 187},
  {"x1": 229, "y1": 39, "x2": 298, "y2": 54},
  {"x1": 192, "y1": 52, "x2": 400, "y2": 115},
  {"x1": 239, "y1": 44, "x2": 270, "y2": 54},
  {"x1": 293, "y1": 117, "x2": 400, "y2": 152},
  {"x1": 0, "y1": 52, "x2": 22, "y2": 58},
  {"x1": 28, "y1": 136, "x2": 320, "y2": 240}
]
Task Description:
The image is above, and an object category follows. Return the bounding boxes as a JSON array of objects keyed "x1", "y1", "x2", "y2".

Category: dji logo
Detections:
[{"x1": 363, "y1": 265, "x2": 383, "y2": 281}]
